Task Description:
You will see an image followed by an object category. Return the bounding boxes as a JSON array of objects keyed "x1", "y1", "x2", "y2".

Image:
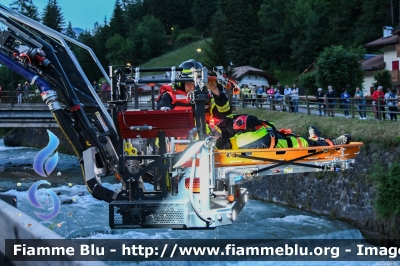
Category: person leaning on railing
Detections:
[
  {"x1": 316, "y1": 88, "x2": 326, "y2": 116},
  {"x1": 266, "y1": 85, "x2": 275, "y2": 110},
  {"x1": 372, "y1": 86, "x2": 385, "y2": 120},
  {"x1": 354, "y1": 87, "x2": 366, "y2": 120},
  {"x1": 274, "y1": 87, "x2": 283, "y2": 111},
  {"x1": 283, "y1": 85, "x2": 291, "y2": 112},
  {"x1": 386, "y1": 88, "x2": 398, "y2": 121},
  {"x1": 325, "y1": 86, "x2": 336, "y2": 117},
  {"x1": 291, "y1": 84, "x2": 299, "y2": 113},
  {"x1": 340, "y1": 88, "x2": 351, "y2": 118}
]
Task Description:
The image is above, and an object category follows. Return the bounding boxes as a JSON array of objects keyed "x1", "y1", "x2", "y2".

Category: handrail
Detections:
[{"x1": 231, "y1": 93, "x2": 399, "y2": 120}]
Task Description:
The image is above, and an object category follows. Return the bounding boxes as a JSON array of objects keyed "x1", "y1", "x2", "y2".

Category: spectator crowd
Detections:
[{"x1": 235, "y1": 84, "x2": 399, "y2": 122}]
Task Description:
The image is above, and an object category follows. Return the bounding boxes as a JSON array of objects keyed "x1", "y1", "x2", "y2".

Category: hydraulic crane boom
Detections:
[{"x1": 0, "y1": 4, "x2": 126, "y2": 202}]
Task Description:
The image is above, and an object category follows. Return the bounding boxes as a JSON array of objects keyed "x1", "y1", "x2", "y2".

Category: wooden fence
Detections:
[{"x1": 231, "y1": 94, "x2": 399, "y2": 121}]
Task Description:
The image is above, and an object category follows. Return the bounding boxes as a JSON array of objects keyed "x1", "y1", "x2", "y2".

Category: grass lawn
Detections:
[{"x1": 236, "y1": 107, "x2": 400, "y2": 145}]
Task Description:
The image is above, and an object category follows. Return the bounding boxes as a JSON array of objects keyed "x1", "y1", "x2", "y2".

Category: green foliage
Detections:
[
  {"x1": 140, "y1": 39, "x2": 211, "y2": 69},
  {"x1": 258, "y1": 0, "x2": 293, "y2": 70},
  {"x1": 372, "y1": 162, "x2": 400, "y2": 218},
  {"x1": 299, "y1": 71, "x2": 318, "y2": 95},
  {"x1": 9, "y1": 0, "x2": 40, "y2": 21},
  {"x1": 0, "y1": 128, "x2": 12, "y2": 138},
  {"x1": 42, "y1": 0, "x2": 65, "y2": 32},
  {"x1": 353, "y1": 0, "x2": 393, "y2": 46},
  {"x1": 209, "y1": 0, "x2": 261, "y2": 67},
  {"x1": 6, "y1": 0, "x2": 400, "y2": 80},
  {"x1": 316, "y1": 45, "x2": 364, "y2": 95},
  {"x1": 92, "y1": 23, "x2": 112, "y2": 72},
  {"x1": 64, "y1": 21, "x2": 76, "y2": 39},
  {"x1": 191, "y1": 0, "x2": 218, "y2": 35},
  {"x1": 76, "y1": 31, "x2": 103, "y2": 82},
  {"x1": 273, "y1": 70, "x2": 299, "y2": 87},
  {"x1": 206, "y1": 9, "x2": 229, "y2": 67},
  {"x1": 174, "y1": 34, "x2": 198, "y2": 48},
  {"x1": 288, "y1": 0, "x2": 331, "y2": 71},
  {"x1": 133, "y1": 15, "x2": 167, "y2": 63},
  {"x1": 373, "y1": 70, "x2": 393, "y2": 90},
  {"x1": 171, "y1": 25, "x2": 181, "y2": 42},
  {"x1": 109, "y1": 0, "x2": 127, "y2": 38},
  {"x1": 106, "y1": 34, "x2": 133, "y2": 65}
]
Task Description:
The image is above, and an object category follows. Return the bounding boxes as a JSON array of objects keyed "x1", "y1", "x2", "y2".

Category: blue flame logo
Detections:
[
  {"x1": 33, "y1": 130, "x2": 59, "y2": 177},
  {"x1": 28, "y1": 180, "x2": 61, "y2": 220},
  {"x1": 29, "y1": 130, "x2": 61, "y2": 220}
]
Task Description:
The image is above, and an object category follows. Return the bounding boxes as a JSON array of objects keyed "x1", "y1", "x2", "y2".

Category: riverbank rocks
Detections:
[{"x1": 4, "y1": 128, "x2": 75, "y2": 155}]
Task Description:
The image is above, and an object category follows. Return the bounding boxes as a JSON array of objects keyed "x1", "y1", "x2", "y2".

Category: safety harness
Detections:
[
  {"x1": 278, "y1": 128, "x2": 305, "y2": 148},
  {"x1": 156, "y1": 84, "x2": 192, "y2": 110}
]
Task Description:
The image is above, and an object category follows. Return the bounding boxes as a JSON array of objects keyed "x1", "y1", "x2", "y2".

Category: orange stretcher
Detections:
[{"x1": 213, "y1": 142, "x2": 363, "y2": 167}]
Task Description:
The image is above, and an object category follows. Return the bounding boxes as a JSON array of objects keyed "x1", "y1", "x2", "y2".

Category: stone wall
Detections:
[
  {"x1": 243, "y1": 143, "x2": 400, "y2": 239},
  {"x1": 4, "y1": 128, "x2": 75, "y2": 155}
]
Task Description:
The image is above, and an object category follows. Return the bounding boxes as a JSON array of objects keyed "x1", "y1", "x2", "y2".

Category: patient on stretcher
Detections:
[{"x1": 210, "y1": 114, "x2": 351, "y2": 150}]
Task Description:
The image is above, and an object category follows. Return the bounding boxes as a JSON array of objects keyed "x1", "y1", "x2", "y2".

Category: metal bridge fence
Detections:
[
  {"x1": 231, "y1": 94, "x2": 399, "y2": 121},
  {"x1": 0, "y1": 89, "x2": 159, "y2": 106}
]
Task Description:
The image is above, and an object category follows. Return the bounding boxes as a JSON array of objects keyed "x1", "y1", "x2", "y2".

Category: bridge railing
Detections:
[
  {"x1": 0, "y1": 89, "x2": 160, "y2": 105},
  {"x1": 231, "y1": 93, "x2": 400, "y2": 120}
]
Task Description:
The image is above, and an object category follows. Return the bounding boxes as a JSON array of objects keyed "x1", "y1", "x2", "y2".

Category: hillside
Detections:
[{"x1": 140, "y1": 39, "x2": 211, "y2": 68}]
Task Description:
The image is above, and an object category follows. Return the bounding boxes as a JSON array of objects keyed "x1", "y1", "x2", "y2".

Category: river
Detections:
[{"x1": 0, "y1": 139, "x2": 381, "y2": 265}]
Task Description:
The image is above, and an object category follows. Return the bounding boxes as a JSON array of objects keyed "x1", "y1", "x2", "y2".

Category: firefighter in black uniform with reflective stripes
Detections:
[
  {"x1": 157, "y1": 60, "x2": 231, "y2": 126},
  {"x1": 206, "y1": 75, "x2": 231, "y2": 127}
]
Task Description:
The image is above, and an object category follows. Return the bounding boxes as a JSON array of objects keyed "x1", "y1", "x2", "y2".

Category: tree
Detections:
[
  {"x1": 207, "y1": 9, "x2": 230, "y2": 68},
  {"x1": 132, "y1": 15, "x2": 166, "y2": 63},
  {"x1": 212, "y1": 0, "x2": 260, "y2": 67},
  {"x1": 42, "y1": 0, "x2": 65, "y2": 32},
  {"x1": 353, "y1": 0, "x2": 393, "y2": 46},
  {"x1": 76, "y1": 31, "x2": 102, "y2": 82},
  {"x1": 299, "y1": 71, "x2": 318, "y2": 95},
  {"x1": 191, "y1": 0, "x2": 218, "y2": 35},
  {"x1": 373, "y1": 70, "x2": 392, "y2": 90},
  {"x1": 315, "y1": 45, "x2": 364, "y2": 95},
  {"x1": 65, "y1": 21, "x2": 76, "y2": 39},
  {"x1": 92, "y1": 20, "x2": 113, "y2": 71},
  {"x1": 9, "y1": 0, "x2": 40, "y2": 21},
  {"x1": 105, "y1": 34, "x2": 136, "y2": 66},
  {"x1": 109, "y1": 0, "x2": 128, "y2": 38},
  {"x1": 258, "y1": 0, "x2": 294, "y2": 71},
  {"x1": 287, "y1": 0, "x2": 332, "y2": 72}
]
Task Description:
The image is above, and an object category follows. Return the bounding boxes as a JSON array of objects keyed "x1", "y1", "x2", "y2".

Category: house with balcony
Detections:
[{"x1": 363, "y1": 26, "x2": 400, "y2": 95}]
